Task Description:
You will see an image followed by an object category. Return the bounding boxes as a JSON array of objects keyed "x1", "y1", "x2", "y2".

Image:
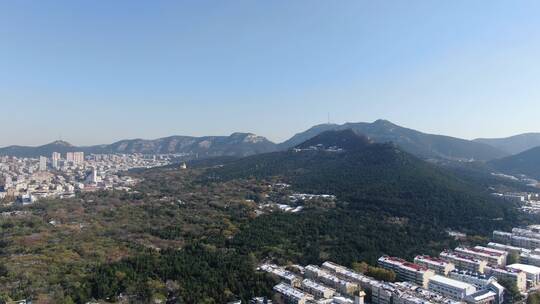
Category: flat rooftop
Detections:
[
  {"x1": 507, "y1": 263, "x2": 540, "y2": 274},
  {"x1": 429, "y1": 275, "x2": 476, "y2": 290}
]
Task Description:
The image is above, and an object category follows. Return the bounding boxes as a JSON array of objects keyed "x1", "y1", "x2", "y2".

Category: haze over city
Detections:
[{"x1": 2, "y1": 0, "x2": 540, "y2": 147}]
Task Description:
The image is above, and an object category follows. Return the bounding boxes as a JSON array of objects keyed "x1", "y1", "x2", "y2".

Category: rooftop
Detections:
[
  {"x1": 415, "y1": 255, "x2": 450, "y2": 266},
  {"x1": 507, "y1": 263, "x2": 540, "y2": 274},
  {"x1": 273, "y1": 283, "x2": 313, "y2": 300},
  {"x1": 429, "y1": 275, "x2": 476, "y2": 291}
]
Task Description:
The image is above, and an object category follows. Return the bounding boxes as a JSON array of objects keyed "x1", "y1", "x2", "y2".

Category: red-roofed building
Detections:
[
  {"x1": 440, "y1": 251, "x2": 488, "y2": 274},
  {"x1": 414, "y1": 255, "x2": 456, "y2": 275},
  {"x1": 455, "y1": 246, "x2": 507, "y2": 267},
  {"x1": 378, "y1": 256, "x2": 435, "y2": 288}
]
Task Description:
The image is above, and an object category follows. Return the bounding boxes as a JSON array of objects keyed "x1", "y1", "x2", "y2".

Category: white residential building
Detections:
[
  {"x1": 260, "y1": 264, "x2": 301, "y2": 287},
  {"x1": 455, "y1": 247, "x2": 507, "y2": 267},
  {"x1": 414, "y1": 255, "x2": 455, "y2": 275},
  {"x1": 487, "y1": 242, "x2": 531, "y2": 256},
  {"x1": 448, "y1": 271, "x2": 491, "y2": 288},
  {"x1": 440, "y1": 251, "x2": 488, "y2": 274},
  {"x1": 39, "y1": 156, "x2": 47, "y2": 171},
  {"x1": 304, "y1": 265, "x2": 358, "y2": 295},
  {"x1": 428, "y1": 275, "x2": 476, "y2": 300},
  {"x1": 273, "y1": 283, "x2": 314, "y2": 304},
  {"x1": 51, "y1": 152, "x2": 61, "y2": 169},
  {"x1": 520, "y1": 252, "x2": 540, "y2": 267},
  {"x1": 506, "y1": 263, "x2": 540, "y2": 287},
  {"x1": 488, "y1": 268, "x2": 527, "y2": 291},
  {"x1": 301, "y1": 279, "x2": 335, "y2": 299},
  {"x1": 378, "y1": 256, "x2": 435, "y2": 288}
]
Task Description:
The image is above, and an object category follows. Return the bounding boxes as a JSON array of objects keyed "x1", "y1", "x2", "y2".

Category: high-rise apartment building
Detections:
[
  {"x1": 66, "y1": 152, "x2": 84, "y2": 165},
  {"x1": 39, "y1": 156, "x2": 47, "y2": 171},
  {"x1": 51, "y1": 152, "x2": 61, "y2": 169}
]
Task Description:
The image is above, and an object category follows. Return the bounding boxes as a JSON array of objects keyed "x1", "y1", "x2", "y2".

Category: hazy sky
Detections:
[{"x1": 1, "y1": 1, "x2": 540, "y2": 147}]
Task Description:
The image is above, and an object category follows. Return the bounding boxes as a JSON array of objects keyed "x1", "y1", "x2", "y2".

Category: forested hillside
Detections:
[
  {"x1": 0, "y1": 131, "x2": 527, "y2": 303},
  {"x1": 489, "y1": 146, "x2": 540, "y2": 179},
  {"x1": 213, "y1": 130, "x2": 519, "y2": 233}
]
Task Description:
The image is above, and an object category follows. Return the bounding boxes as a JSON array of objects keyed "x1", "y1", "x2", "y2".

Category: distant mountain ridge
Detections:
[
  {"x1": 489, "y1": 146, "x2": 540, "y2": 180},
  {"x1": 475, "y1": 133, "x2": 540, "y2": 155},
  {"x1": 0, "y1": 133, "x2": 277, "y2": 158},
  {"x1": 280, "y1": 119, "x2": 507, "y2": 161},
  {"x1": 210, "y1": 128, "x2": 517, "y2": 232},
  {"x1": 0, "y1": 120, "x2": 521, "y2": 161}
]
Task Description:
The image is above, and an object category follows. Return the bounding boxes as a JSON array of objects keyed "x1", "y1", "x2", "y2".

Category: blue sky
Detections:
[{"x1": 1, "y1": 1, "x2": 540, "y2": 146}]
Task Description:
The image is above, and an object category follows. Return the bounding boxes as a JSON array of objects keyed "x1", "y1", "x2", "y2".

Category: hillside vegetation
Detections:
[
  {"x1": 213, "y1": 130, "x2": 519, "y2": 233},
  {"x1": 0, "y1": 130, "x2": 527, "y2": 303},
  {"x1": 490, "y1": 146, "x2": 540, "y2": 180}
]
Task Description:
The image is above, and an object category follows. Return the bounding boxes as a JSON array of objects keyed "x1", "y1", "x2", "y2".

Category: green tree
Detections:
[
  {"x1": 351, "y1": 261, "x2": 396, "y2": 282},
  {"x1": 366, "y1": 267, "x2": 396, "y2": 282},
  {"x1": 499, "y1": 278, "x2": 523, "y2": 303},
  {"x1": 507, "y1": 251, "x2": 520, "y2": 265},
  {"x1": 352, "y1": 262, "x2": 369, "y2": 274},
  {"x1": 527, "y1": 292, "x2": 540, "y2": 304},
  {"x1": 0, "y1": 264, "x2": 8, "y2": 277}
]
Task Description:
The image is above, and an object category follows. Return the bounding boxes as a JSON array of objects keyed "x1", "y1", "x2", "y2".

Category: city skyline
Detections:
[{"x1": 2, "y1": 1, "x2": 540, "y2": 146}]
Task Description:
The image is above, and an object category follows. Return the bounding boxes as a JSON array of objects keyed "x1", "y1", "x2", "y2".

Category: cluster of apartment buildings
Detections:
[
  {"x1": 0, "y1": 152, "x2": 174, "y2": 204},
  {"x1": 261, "y1": 259, "x2": 504, "y2": 304},
  {"x1": 491, "y1": 191, "x2": 540, "y2": 214},
  {"x1": 376, "y1": 224, "x2": 540, "y2": 303},
  {"x1": 264, "y1": 224, "x2": 540, "y2": 304},
  {"x1": 377, "y1": 256, "x2": 504, "y2": 304},
  {"x1": 288, "y1": 193, "x2": 337, "y2": 203}
]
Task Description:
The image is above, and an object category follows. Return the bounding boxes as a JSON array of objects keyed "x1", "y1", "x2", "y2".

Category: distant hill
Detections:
[
  {"x1": 0, "y1": 140, "x2": 82, "y2": 158},
  {"x1": 279, "y1": 119, "x2": 508, "y2": 161},
  {"x1": 295, "y1": 129, "x2": 372, "y2": 150},
  {"x1": 489, "y1": 146, "x2": 540, "y2": 179},
  {"x1": 212, "y1": 129, "x2": 518, "y2": 233},
  {"x1": 0, "y1": 133, "x2": 277, "y2": 158},
  {"x1": 0, "y1": 120, "x2": 518, "y2": 161},
  {"x1": 475, "y1": 133, "x2": 540, "y2": 155}
]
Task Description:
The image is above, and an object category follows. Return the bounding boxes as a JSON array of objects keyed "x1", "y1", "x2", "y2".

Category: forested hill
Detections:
[
  {"x1": 211, "y1": 130, "x2": 519, "y2": 233},
  {"x1": 489, "y1": 146, "x2": 540, "y2": 180},
  {"x1": 475, "y1": 133, "x2": 540, "y2": 155},
  {"x1": 0, "y1": 133, "x2": 277, "y2": 158},
  {"x1": 279, "y1": 119, "x2": 507, "y2": 161}
]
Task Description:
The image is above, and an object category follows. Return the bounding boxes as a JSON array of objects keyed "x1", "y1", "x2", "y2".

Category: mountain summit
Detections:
[
  {"x1": 295, "y1": 129, "x2": 372, "y2": 151},
  {"x1": 212, "y1": 129, "x2": 514, "y2": 232},
  {"x1": 48, "y1": 140, "x2": 74, "y2": 147},
  {"x1": 279, "y1": 119, "x2": 507, "y2": 161}
]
